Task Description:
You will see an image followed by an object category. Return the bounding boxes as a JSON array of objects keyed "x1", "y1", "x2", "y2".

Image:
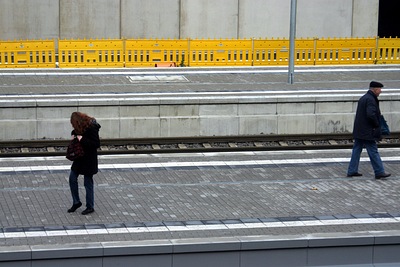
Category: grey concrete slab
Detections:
[
  {"x1": 171, "y1": 237, "x2": 240, "y2": 253},
  {"x1": 0, "y1": 246, "x2": 31, "y2": 262},
  {"x1": 31, "y1": 243, "x2": 103, "y2": 260},
  {"x1": 239, "y1": 235, "x2": 308, "y2": 250},
  {"x1": 102, "y1": 240, "x2": 173, "y2": 256}
]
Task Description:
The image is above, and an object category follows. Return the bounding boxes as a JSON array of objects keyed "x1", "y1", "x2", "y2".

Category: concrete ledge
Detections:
[
  {"x1": 0, "y1": 245, "x2": 31, "y2": 262},
  {"x1": 1, "y1": 231, "x2": 400, "y2": 266},
  {"x1": 102, "y1": 239, "x2": 173, "y2": 256},
  {"x1": 31, "y1": 243, "x2": 103, "y2": 260},
  {"x1": 1, "y1": 91, "x2": 399, "y2": 140},
  {"x1": 172, "y1": 237, "x2": 241, "y2": 253}
]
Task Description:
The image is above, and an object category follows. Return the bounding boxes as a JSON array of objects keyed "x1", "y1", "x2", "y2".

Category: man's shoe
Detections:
[
  {"x1": 68, "y1": 202, "x2": 82, "y2": 213},
  {"x1": 347, "y1": 172, "x2": 363, "y2": 177},
  {"x1": 81, "y1": 208, "x2": 94, "y2": 215},
  {"x1": 375, "y1": 173, "x2": 391, "y2": 180}
]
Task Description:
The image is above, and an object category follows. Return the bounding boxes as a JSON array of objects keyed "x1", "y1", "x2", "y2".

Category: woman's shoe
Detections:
[
  {"x1": 67, "y1": 202, "x2": 82, "y2": 213},
  {"x1": 81, "y1": 207, "x2": 94, "y2": 215}
]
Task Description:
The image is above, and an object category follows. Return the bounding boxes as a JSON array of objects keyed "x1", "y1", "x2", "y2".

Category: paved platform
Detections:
[
  {"x1": 0, "y1": 148, "x2": 399, "y2": 247},
  {"x1": 0, "y1": 65, "x2": 400, "y2": 95}
]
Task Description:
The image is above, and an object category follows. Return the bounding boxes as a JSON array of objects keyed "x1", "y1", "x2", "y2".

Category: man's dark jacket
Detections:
[{"x1": 353, "y1": 90, "x2": 381, "y2": 141}]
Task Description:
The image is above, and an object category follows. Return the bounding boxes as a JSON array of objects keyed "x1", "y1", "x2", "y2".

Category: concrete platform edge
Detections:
[{"x1": 1, "y1": 230, "x2": 400, "y2": 266}]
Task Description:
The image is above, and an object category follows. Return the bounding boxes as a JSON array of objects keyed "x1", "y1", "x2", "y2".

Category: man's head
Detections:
[{"x1": 369, "y1": 81, "x2": 384, "y2": 96}]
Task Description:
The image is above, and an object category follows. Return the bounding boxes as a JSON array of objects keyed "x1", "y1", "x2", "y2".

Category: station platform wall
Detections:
[{"x1": 1, "y1": 91, "x2": 400, "y2": 141}]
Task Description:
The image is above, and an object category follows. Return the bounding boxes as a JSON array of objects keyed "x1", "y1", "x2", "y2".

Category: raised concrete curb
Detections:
[{"x1": 1, "y1": 231, "x2": 399, "y2": 266}]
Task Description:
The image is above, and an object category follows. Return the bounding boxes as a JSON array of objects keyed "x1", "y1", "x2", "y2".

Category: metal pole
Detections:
[{"x1": 288, "y1": 0, "x2": 297, "y2": 84}]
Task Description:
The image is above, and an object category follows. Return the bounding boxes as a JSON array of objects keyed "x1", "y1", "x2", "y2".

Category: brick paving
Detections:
[{"x1": 0, "y1": 149, "x2": 399, "y2": 246}]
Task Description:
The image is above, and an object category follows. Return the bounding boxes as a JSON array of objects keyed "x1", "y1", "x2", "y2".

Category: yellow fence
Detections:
[
  {"x1": 190, "y1": 39, "x2": 253, "y2": 66},
  {"x1": 125, "y1": 39, "x2": 188, "y2": 67},
  {"x1": 58, "y1": 39, "x2": 124, "y2": 68},
  {"x1": 315, "y1": 38, "x2": 376, "y2": 65},
  {"x1": 0, "y1": 40, "x2": 55, "y2": 68},
  {"x1": 0, "y1": 38, "x2": 399, "y2": 68},
  {"x1": 253, "y1": 39, "x2": 285, "y2": 65}
]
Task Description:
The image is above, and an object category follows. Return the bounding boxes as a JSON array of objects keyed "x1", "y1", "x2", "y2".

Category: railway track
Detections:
[{"x1": 0, "y1": 133, "x2": 399, "y2": 158}]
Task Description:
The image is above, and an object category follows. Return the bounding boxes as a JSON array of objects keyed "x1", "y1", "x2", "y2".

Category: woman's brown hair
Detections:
[{"x1": 70, "y1": 112, "x2": 94, "y2": 135}]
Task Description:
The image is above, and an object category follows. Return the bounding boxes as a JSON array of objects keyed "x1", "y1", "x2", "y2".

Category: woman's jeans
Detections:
[
  {"x1": 347, "y1": 138, "x2": 385, "y2": 176},
  {"x1": 69, "y1": 170, "x2": 94, "y2": 209}
]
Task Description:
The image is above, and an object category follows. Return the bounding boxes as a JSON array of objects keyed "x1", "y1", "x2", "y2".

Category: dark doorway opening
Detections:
[{"x1": 378, "y1": 0, "x2": 400, "y2": 37}]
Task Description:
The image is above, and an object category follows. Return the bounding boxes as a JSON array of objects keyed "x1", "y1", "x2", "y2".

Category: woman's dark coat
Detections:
[
  {"x1": 352, "y1": 90, "x2": 381, "y2": 141},
  {"x1": 71, "y1": 120, "x2": 101, "y2": 175}
]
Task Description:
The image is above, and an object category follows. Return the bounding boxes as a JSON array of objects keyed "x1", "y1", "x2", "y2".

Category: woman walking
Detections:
[{"x1": 67, "y1": 112, "x2": 101, "y2": 215}]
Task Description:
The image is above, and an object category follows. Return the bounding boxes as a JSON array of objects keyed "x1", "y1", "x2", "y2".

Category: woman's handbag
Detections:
[
  {"x1": 66, "y1": 138, "x2": 84, "y2": 161},
  {"x1": 380, "y1": 115, "x2": 390, "y2": 136}
]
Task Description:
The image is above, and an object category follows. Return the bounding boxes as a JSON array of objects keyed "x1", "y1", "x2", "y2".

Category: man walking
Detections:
[{"x1": 347, "y1": 81, "x2": 391, "y2": 179}]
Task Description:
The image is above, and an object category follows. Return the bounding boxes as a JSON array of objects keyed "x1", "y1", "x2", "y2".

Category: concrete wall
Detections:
[
  {"x1": 0, "y1": 0, "x2": 379, "y2": 41},
  {"x1": 352, "y1": 0, "x2": 380, "y2": 37},
  {"x1": 180, "y1": 0, "x2": 239, "y2": 39},
  {"x1": 121, "y1": 0, "x2": 180, "y2": 39},
  {"x1": 1, "y1": 233, "x2": 400, "y2": 267},
  {"x1": 60, "y1": 0, "x2": 120, "y2": 40},
  {"x1": 238, "y1": 0, "x2": 290, "y2": 39},
  {"x1": 0, "y1": 0, "x2": 59, "y2": 40},
  {"x1": 1, "y1": 92, "x2": 400, "y2": 141},
  {"x1": 296, "y1": 0, "x2": 353, "y2": 38}
]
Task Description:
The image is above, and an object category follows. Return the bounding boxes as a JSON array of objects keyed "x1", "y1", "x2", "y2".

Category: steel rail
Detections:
[{"x1": 0, "y1": 133, "x2": 399, "y2": 158}]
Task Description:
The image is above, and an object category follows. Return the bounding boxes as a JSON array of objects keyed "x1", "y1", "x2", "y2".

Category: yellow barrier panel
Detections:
[
  {"x1": 0, "y1": 40, "x2": 55, "y2": 68},
  {"x1": 125, "y1": 39, "x2": 189, "y2": 67},
  {"x1": 294, "y1": 38, "x2": 315, "y2": 65},
  {"x1": 189, "y1": 39, "x2": 253, "y2": 66},
  {"x1": 315, "y1": 38, "x2": 376, "y2": 65},
  {"x1": 253, "y1": 39, "x2": 289, "y2": 65},
  {"x1": 253, "y1": 38, "x2": 315, "y2": 66},
  {"x1": 377, "y1": 37, "x2": 400, "y2": 64},
  {"x1": 58, "y1": 39, "x2": 124, "y2": 68}
]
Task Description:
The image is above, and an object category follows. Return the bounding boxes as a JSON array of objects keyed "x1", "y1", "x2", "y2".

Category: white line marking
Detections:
[
  {"x1": 1, "y1": 89, "x2": 399, "y2": 99},
  {"x1": 1, "y1": 67, "x2": 400, "y2": 76},
  {"x1": 1, "y1": 156, "x2": 400, "y2": 173},
  {"x1": 2, "y1": 217, "x2": 399, "y2": 239}
]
